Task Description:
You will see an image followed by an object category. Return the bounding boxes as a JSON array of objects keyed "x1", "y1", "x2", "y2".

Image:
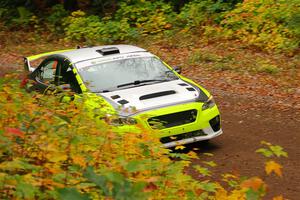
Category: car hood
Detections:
[{"x1": 99, "y1": 79, "x2": 201, "y2": 116}]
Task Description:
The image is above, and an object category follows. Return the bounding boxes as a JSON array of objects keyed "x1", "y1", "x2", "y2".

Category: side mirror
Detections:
[{"x1": 173, "y1": 66, "x2": 182, "y2": 74}]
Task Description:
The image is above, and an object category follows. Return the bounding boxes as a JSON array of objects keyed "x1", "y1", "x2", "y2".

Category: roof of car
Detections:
[{"x1": 58, "y1": 45, "x2": 147, "y2": 63}]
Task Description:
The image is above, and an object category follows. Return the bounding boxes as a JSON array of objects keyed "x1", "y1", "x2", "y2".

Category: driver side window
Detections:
[{"x1": 40, "y1": 60, "x2": 58, "y2": 83}]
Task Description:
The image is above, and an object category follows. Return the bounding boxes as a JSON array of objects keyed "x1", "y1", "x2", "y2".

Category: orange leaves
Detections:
[
  {"x1": 265, "y1": 160, "x2": 282, "y2": 177},
  {"x1": 72, "y1": 155, "x2": 87, "y2": 167},
  {"x1": 240, "y1": 177, "x2": 266, "y2": 192}
]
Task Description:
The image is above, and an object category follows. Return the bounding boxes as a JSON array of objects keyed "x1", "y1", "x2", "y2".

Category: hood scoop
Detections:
[
  {"x1": 186, "y1": 87, "x2": 196, "y2": 91},
  {"x1": 139, "y1": 90, "x2": 176, "y2": 100}
]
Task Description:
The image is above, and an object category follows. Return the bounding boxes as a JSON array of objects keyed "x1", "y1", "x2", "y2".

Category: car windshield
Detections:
[{"x1": 77, "y1": 56, "x2": 178, "y2": 92}]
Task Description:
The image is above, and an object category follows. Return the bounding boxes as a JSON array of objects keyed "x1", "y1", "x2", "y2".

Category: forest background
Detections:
[{"x1": 0, "y1": 0, "x2": 299, "y2": 199}]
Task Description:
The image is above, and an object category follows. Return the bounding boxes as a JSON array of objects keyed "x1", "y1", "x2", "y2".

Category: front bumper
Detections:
[
  {"x1": 134, "y1": 101, "x2": 222, "y2": 147},
  {"x1": 162, "y1": 128, "x2": 223, "y2": 148}
]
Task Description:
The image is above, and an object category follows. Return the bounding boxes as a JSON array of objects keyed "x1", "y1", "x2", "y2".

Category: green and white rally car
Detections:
[{"x1": 24, "y1": 45, "x2": 222, "y2": 148}]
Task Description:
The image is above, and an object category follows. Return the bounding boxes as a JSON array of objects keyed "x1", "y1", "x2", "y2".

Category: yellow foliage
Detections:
[
  {"x1": 227, "y1": 189, "x2": 246, "y2": 200},
  {"x1": 187, "y1": 151, "x2": 199, "y2": 159},
  {"x1": 273, "y1": 195, "x2": 284, "y2": 200},
  {"x1": 46, "y1": 152, "x2": 68, "y2": 163},
  {"x1": 265, "y1": 160, "x2": 283, "y2": 177},
  {"x1": 175, "y1": 145, "x2": 186, "y2": 150},
  {"x1": 0, "y1": 77, "x2": 288, "y2": 199},
  {"x1": 205, "y1": 0, "x2": 300, "y2": 52}
]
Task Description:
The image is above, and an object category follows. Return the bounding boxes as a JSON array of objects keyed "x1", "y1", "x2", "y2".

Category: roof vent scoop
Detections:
[{"x1": 97, "y1": 47, "x2": 120, "y2": 56}]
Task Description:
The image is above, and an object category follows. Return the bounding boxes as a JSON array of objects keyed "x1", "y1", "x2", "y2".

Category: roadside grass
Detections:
[{"x1": 256, "y1": 64, "x2": 280, "y2": 75}]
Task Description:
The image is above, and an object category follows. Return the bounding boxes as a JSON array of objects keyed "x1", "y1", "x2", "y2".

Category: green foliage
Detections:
[
  {"x1": 0, "y1": 5, "x2": 42, "y2": 31},
  {"x1": 0, "y1": 74, "x2": 289, "y2": 199},
  {"x1": 2, "y1": 0, "x2": 299, "y2": 53},
  {"x1": 115, "y1": 1, "x2": 174, "y2": 34},
  {"x1": 205, "y1": 0, "x2": 300, "y2": 52},
  {"x1": 287, "y1": 12, "x2": 300, "y2": 37},
  {"x1": 57, "y1": 0, "x2": 300, "y2": 51},
  {"x1": 11, "y1": 7, "x2": 36, "y2": 28},
  {"x1": 63, "y1": 11, "x2": 103, "y2": 42},
  {"x1": 46, "y1": 4, "x2": 69, "y2": 33},
  {"x1": 257, "y1": 64, "x2": 280, "y2": 74},
  {"x1": 193, "y1": 165, "x2": 211, "y2": 176},
  {"x1": 0, "y1": 8, "x2": 8, "y2": 19},
  {"x1": 189, "y1": 50, "x2": 222, "y2": 64},
  {"x1": 256, "y1": 141, "x2": 288, "y2": 178},
  {"x1": 188, "y1": 49, "x2": 236, "y2": 71},
  {"x1": 256, "y1": 141, "x2": 288, "y2": 158},
  {"x1": 63, "y1": 0, "x2": 175, "y2": 42},
  {"x1": 0, "y1": 74, "x2": 207, "y2": 199},
  {"x1": 82, "y1": 167, "x2": 148, "y2": 199},
  {"x1": 177, "y1": 0, "x2": 232, "y2": 28},
  {"x1": 63, "y1": 10, "x2": 138, "y2": 43},
  {"x1": 57, "y1": 188, "x2": 90, "y2": 200}
]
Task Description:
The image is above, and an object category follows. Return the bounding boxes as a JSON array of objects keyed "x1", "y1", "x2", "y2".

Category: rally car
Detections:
[{"x1": 24, "y1": 45, "x2": 222, "y2": 148}]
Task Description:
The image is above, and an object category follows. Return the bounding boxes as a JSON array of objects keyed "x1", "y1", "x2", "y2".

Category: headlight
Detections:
[
  {"x1": 111, "y1": 117, "x2": 137, "y2": 126},
  {"x1": 202, "y1": 96, "x2": 215, "y2": 111}
]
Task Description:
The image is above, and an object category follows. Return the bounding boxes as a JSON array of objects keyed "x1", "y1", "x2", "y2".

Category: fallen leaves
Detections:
[
  {"x1": 269, "y1": 145, "x2": 288, "y2": 158},
  {"x1": 175, "y1": 145, "x2": 185, "y2": 150},
  {"x1": 193, "y1": 165, "x2": 211, "y2": 177},
  {"x1": 240, "y1": 177, "x2": 266, "y2": 192},
  {"x1": 256, "y1": 141, "x2": 288, "y2": 158},
  {"x1": 265, "y1": 160, "x2": 283, "y2": 177},
  {"x1": 272, "y1": 195, "x2": 284, "y2": 200},
  {"x1": 202, "y1": 161, "x2": 217, "y2": 167},
  {"x1": 256, "y1": 142, "x2": 286, "y2": 178}
]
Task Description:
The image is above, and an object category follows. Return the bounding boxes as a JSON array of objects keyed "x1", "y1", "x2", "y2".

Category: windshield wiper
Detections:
[{"x1": 117, "y1": 79, "x2": 168, "y2": 88}]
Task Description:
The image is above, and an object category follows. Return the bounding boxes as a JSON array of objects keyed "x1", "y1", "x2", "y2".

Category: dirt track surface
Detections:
[{"x1": 186, "y1": 91, "x2": 300, "y2": 199}]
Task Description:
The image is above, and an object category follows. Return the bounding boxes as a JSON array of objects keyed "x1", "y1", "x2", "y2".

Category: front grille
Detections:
[
  {"x1": 148, "y1": 109, "x2": 197, "y2": 129},
  {"x1": 160, "y1": 130, "x2": 206, "y2": 144},
  {"x1": 209, "y1": 115, "x2": 221, "y2": 132}
]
